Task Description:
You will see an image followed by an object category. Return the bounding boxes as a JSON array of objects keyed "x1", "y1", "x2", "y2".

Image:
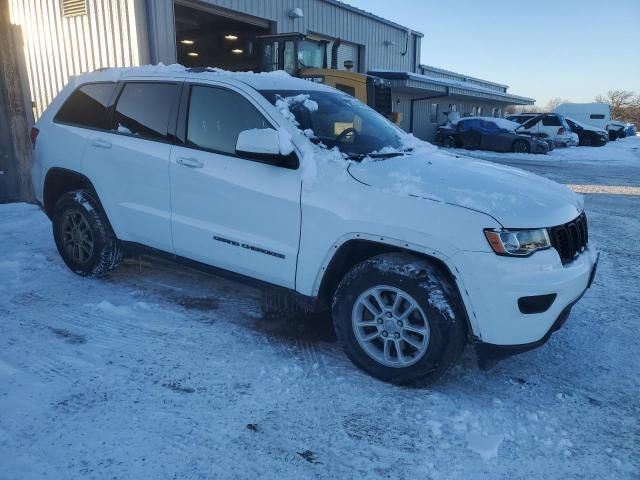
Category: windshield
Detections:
[{"x1": 260, "y1": 89, "x2": 404, "y2": 157}]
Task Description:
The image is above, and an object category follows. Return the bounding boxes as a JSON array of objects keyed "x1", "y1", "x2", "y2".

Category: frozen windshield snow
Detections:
[{"x1": 260, "y1": 89, "x2": 406, "y2": 158}]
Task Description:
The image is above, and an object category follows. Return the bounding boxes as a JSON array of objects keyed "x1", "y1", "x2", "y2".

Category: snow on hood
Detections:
[{"x1": 348, "y1": 151, "x2": 584, "y2": 228}]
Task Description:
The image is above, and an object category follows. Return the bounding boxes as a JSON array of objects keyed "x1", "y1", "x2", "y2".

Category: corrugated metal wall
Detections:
[
  {"x1": 8, "y1": 0, "x2": 142, "y2": 118},
  {"x1": 155, "y1": 0, "x2": 420, "y2": 73}
]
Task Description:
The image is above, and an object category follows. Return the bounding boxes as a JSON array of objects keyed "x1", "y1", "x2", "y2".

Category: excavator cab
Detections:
[{"x1": 256, "y1": 33, "x2": 402, "y2": 125}]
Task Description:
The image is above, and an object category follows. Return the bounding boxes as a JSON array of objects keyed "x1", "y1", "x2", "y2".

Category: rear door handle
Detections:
[
  {"x1": 90, "y1": 138, "x2": 112, "y2": 149},
  {"x1": 176, "y1": 157, "x2": 203, "y2": 168}
]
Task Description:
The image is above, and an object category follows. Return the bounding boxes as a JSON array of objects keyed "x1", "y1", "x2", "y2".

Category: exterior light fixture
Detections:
[
  {"x1": 187, "y1": 52, "x2": 199, "y2": 57},
  {"x1": 231, "y1": 49, "x2": 243, "y2": 54},
  {"x1": 288, "y1": 7, "x2": 303, "y2": 18},
  {"x1": 180, "y1": 39, "x2": 195, "y2": 45},
  {"x1": 224, "y1": 35, "x2": 238, "y2": 40}
]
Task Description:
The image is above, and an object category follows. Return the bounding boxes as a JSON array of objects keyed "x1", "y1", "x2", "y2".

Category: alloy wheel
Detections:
[
  {"x1": 61, "y1": 209, "x2": 94, "y2": 264},
  {"x1": 351, "y1": 285, "x2": 430, "y2": 368}
]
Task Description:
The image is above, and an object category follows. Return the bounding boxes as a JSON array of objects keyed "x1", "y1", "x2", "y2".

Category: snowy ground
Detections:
[{"x1": 1, "y1": 138, "x2": 639, "y2": 479}]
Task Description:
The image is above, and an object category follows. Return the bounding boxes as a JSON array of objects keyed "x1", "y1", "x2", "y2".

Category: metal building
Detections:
[{"x1": 7, "y1": 0, "x2": 534, "y2": 141}]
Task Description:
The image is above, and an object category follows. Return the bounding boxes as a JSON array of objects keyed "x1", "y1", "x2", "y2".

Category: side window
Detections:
[
  {"x1": 112, "y1": 82, "x2": 180, "y2": 141},
  {"x1": 55, "y1": 83, "x2": 117, "y2": 129},
  {"x1": 186, "y1": 85, "x2": 271, "y2": 155},
  {"x1": 542, "y1": 115, "x2": 561, "y2": 126}
]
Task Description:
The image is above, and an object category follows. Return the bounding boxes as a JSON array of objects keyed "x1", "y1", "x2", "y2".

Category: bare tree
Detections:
[
  {"x1": 594, "y1": 90, "x2": 639, "y2": 123},
  {"x1": 544, "y1": 97, "x2": 569, "y2": 111}
]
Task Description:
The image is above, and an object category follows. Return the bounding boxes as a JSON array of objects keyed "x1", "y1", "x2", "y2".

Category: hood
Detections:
[{"x1": 348, "y1": 152, "x2": 583, "y2": 228}]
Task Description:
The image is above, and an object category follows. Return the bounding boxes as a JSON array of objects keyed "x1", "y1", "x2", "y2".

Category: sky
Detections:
[{"x1": 344, "y1": 0, "x2": 640, "y2": 107}]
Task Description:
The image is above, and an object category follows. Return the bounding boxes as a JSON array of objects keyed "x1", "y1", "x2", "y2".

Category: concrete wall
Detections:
[{"x1": 149, "y1": 0, "x2": 421, "y2": 73}]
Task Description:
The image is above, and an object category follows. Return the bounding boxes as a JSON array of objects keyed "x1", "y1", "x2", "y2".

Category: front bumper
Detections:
[
  {"x1": 475, "y1": 253, "x2": 598, "y2": 369},
  {"x1": 452, "y1": 244, "x2": 599, "y2": 347}
]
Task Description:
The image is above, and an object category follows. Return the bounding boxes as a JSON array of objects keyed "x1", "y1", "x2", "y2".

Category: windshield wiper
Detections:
[{"x1": 346, "y1": 149, "x2": 412, "y2": 161}]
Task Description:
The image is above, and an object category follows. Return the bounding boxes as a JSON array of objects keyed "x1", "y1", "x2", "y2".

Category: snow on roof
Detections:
[
  {"x1": 69, "y1": 64, "x2": 331, "y2": 92},
  {"x1": 370, "y1": 70, "x2": 535, "y2": 104}
]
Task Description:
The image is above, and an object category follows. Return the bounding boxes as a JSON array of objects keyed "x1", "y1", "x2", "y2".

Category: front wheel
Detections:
[
  {"x1": 442, "y1": 136, "x2": 455, "y2": 149},
  {"x1": 513, "y1": 139, "x2": 530, "y2": 153},
  {"x1": 52, "y1": 190, "x2": 122, "y2": 277},
  {"x1": 332, "y1": 253, "x2": 467, "y2": 385}
]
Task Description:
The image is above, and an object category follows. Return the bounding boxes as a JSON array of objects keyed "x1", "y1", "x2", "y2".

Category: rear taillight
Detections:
[
  {"x1": 30, "y1": 127, "x2": 39, "y2": 148},
  {"x1": 557, "y1": 127, "x2": 565, "y2": 135}
]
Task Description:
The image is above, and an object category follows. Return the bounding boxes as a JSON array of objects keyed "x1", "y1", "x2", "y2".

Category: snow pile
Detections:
[{"x1": 466, "y1": 432, "x2": 505, "y2": 460}]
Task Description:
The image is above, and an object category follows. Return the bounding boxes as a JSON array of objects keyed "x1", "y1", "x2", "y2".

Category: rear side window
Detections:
[
  {"x1": 55, "y1": 83, "x2": 117, "y2": 129},
  {"x1": 542, "y1": 115, "x2": 561, "y2": 126},
  {"x1": 112, "y1": 82, "x2": 180, "y2": 141},
  {"x1": 186, "y1": 86, "x2": 271, "y2": 155}
]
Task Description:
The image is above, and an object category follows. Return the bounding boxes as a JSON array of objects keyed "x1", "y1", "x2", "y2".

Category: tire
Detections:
[
  {"x1": 52, "y1": 190, "x2": 123, "y2": 277},
  {"x1": 608, "y1": 131, "x2": 617, "y2": 141},
  {"x1": 332, "y1": 253, "x2": 467, "y2": 385},
  {"x1": 512, "y1": 139, "x2": 530, "y2": 154},
  {"x1": 442, "y1": 136, "x2": 455, "y2": 149}
]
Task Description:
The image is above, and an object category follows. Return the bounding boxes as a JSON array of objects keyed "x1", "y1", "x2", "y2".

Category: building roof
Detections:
[
  {"x1": 369, "y1": 69, "x2": 535, "y2": 105},
  {"x1": 419, "y1": 64, "x2": 509, "y2": 90},
  {"x1": 321, "y1": 0, "x2": 424, "y2": 37}
]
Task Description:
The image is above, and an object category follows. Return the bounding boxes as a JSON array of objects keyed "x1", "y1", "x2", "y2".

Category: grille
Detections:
[
  {"x1": 549, "y1": 213, "x2": 588, "y2": 264},
  {"x1": 373, "y1": 84, "x2": 392, "y2": 116}
]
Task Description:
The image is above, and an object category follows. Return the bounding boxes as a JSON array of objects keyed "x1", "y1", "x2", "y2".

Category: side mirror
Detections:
[{"x1": 235, "y1": 128, "x2": 298, "y2": 169}]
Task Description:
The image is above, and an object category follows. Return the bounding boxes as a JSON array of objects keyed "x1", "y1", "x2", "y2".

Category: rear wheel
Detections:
[
  {"x1": 52, "y1": 190, "x2": 122, "y2": 277},
  {"x1": 332, "y1": 253, "x2": 467, "y2": 385},
  {"x1": 513, "y1": 139, "x2": 530, "y2": 153}
]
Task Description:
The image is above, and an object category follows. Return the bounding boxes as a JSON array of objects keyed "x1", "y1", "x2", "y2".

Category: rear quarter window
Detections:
[
  {"x1": 112, "y1": 82, "x2": 180, "y2": 142},
  {"x1": 54, "y1": 83, "x2": 118, "y2": 129}
]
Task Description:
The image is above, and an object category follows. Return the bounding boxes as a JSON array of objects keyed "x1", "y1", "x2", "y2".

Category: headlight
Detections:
[{"x1": 484, "y1": 228, "x2": 551, "y2": 256}]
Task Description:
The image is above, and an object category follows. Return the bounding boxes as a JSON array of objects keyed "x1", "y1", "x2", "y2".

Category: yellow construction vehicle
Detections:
[{"x1": 256, "y1": 33, "x2": 402, "y2": 125}]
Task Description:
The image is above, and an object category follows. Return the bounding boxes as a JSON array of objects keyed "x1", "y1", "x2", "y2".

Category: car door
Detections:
[
  {"x1": 83, "y1": 79, "x2": 182, "y2": 253},
  {"x1": 169, "y1": 82, "x2": 301, "y2": 288}
]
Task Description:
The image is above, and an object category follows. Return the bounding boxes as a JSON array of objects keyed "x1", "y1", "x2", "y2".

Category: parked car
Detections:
[
  {"x1": 564, "y1": 117, "x2": 608, "y2": 147},
  {"x1": 607, "y1": 120, "x2": 627, "y2": 140},
  {"x1": 552, "y1": 102, "x2": 627, "y2": 141},
  {"x1": 507, "y1": 113, "x2": 578, "y2": 147},
  {"x1": 31, "y1": 67, "x2": 598, "y2": 384},
  {"x1": 624, "y1": 123, "x2": 637, "y2": 137},
  {"x1": 437, "y1": 117, "x2": 549, "y2": 154}
]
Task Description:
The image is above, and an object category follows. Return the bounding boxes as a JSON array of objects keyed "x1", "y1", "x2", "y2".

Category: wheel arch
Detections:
[
  {"x1": 43, "y1": 168, "x2": 97, "y2": 219},
  {"x1": 314, "y1": 236, "x2": 475, "y2": 337}
]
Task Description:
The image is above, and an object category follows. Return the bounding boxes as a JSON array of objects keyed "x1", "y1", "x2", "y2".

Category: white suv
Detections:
[{"x1": 31, "y1": 66, "x2": 599, "y2": 384}]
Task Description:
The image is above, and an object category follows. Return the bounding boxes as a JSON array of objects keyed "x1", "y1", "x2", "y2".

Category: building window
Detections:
[
  {"x1": 448, "y1": 104, "x2": 457, "y2": 113},
  {"x1": 470, "y1": 106, "x2": 477, "y2": 116},
  {"x1": 430, "y1": 103, "x2": 439, "y2": 123},
  {"x1": 492, "y1": 107, "x2": 501, "y2": 118},
  {"x1": 477, "y1": 106, "x2": 483, "y2": 116},
  {"x1": 62, "y1": 0, "x2": 88, "y2": 17}
]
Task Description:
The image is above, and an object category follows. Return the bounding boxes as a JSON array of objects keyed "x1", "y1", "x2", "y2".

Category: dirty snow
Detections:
[{"x1": 1, "y1": 139, "x2": 640, "y2": 478}]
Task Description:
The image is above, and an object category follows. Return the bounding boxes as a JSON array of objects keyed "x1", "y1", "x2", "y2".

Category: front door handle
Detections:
[
  {"x1": 176, "y1": 157, "x2": 203, "y2": 168},
  {"x1": 91, "y1": 138, "x2": 112, "y2": 149}
]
